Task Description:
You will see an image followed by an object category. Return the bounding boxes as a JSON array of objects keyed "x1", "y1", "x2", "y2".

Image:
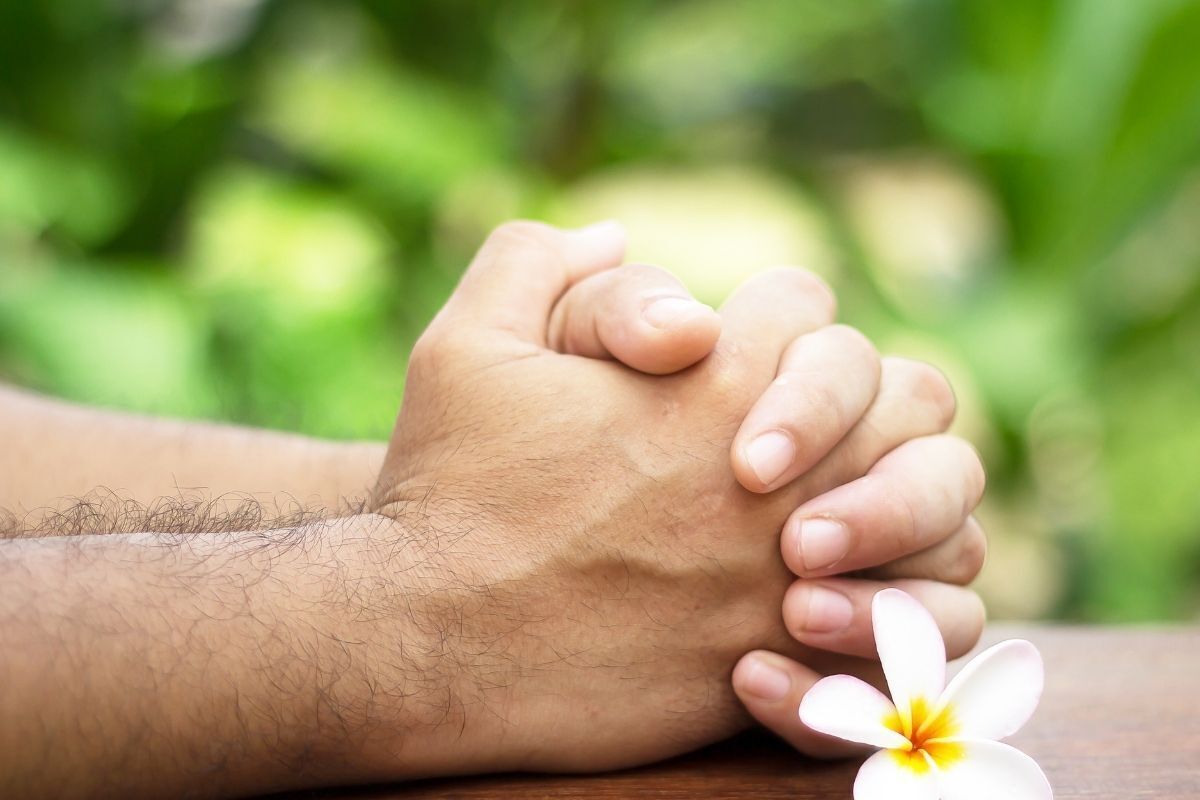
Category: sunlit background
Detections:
[{"x1": 2, "y1": 0, "x2": 1199, "y2": 622}]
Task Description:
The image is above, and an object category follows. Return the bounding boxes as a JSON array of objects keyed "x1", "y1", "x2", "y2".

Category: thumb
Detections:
[
  {"x1": 732, "y1": 650, "x2": 869, "y2": 759},
  {"x1": 443, "y1": 219, "x2": 626, "y2": 345},
  {"x1": 547, "y1": 262, "x2": 721, "y2": 375}
]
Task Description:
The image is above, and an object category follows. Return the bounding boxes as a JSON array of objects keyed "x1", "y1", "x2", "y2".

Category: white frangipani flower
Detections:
[{"x1": 799, "y1": 589, "x2": 1052, "y2": 800}]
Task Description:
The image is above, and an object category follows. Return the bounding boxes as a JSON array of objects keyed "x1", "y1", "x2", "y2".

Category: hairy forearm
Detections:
[
  {"x1": 0, "y1": 512, "x2": 490, "y2": 798},
  {"x1": 0, "y1": 384, "x2": 386, "y2": 520}
]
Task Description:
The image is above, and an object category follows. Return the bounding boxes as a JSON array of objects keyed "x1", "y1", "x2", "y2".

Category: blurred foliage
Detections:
[{"x1": 2, "y1": 0, "x2": 1199, "y2": 622}]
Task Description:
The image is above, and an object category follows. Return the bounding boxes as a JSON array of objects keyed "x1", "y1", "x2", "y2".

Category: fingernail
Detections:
[
  {"x1": 741, "y1": 657, "x2": 792, "y2": 701},
  {"x1": 798, "y1": 585, "x2": 854, "y2": 633},
  {"x1": 797, "y1": 517, "x2": 850, "y2": 572},
  {"x1": 642, "y1": 296, "x2": 710, "y2": 328},
  {"x1": 745, "y1": 431, "x2": 795, "y2": 487}
]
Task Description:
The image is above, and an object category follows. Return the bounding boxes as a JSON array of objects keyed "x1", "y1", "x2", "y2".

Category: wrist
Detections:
[
  {"x1": 151, "y1": 513, "x2": 494, "y2": 790},
  {"x1": 312, "y1": 513, "x2": 518, "y2": 782},
  {"x1": 262, "y1": 511, "x2": 511, "y2": 784}
]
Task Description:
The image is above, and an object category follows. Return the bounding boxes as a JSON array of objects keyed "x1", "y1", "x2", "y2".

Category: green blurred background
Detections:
[{"x1": 2, "y1": 0, "x2": 1198, "y2": 622}]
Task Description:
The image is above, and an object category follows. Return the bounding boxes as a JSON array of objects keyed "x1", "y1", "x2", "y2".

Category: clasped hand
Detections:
[{"x1": 352, "y1": 219, "x2": 987, "y2": 777}]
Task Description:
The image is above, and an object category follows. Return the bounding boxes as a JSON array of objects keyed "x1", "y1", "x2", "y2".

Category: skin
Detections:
[
  {"x1": 0, "y1": 221, "x2": 987, "y2": 796},
  {"x1": 0, "y1": 383, "x2": 385, "y2": 518}
]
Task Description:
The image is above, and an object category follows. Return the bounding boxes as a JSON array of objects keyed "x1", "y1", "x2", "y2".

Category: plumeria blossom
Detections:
[{"x1": 799, "y1": 589, "x2": 1052, "y2": 800}]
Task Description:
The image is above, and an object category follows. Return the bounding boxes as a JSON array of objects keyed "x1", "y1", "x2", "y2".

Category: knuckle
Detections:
[
  {"x1": 779, "y1": 325, "x2": 879, "y2": 390},
  {"x1": 932, "y1": 526, "x2": 987, "y2": 586},
  {"x1": 409, "y1": 325, "x2": 469, "y2": 374},
  {"x1": 622, "y1": 262, "x2": 677, "y2": 286},
  {"x1": 790, "y1": 269, "x2": 838, "y2": 319},
  {"x1": 957, "y1": 523, "x2": 988, "y2": 583},
  {"x1": 951, "y1": 593, "x2": 987, "y2": 658},
  {"x1": 825, "y1": 324, "x2": 880, "y2": 372},
  {"x1": 480, "y1": 220, "x2": 559, "y2": 265},
  {"x1": 921, "y1": 434, "x2": 987, "y2": 511},
  {"x1": 488, "y1": 219, "x2": 551, "y2": 247},
  {"x1": 757, "y1": 267, "x2": 838, "y2": 321},
  {"x1": 900, "y1": 359, "x2": 957, "y2": 429},
  {"x1": 957, "y1": 440, "x2": 988, "y2": 507}
]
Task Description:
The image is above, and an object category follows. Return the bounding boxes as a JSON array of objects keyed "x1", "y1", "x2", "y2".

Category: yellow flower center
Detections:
[{"x1": 883, "y1": 696, "x2": 965, "y2": 773}]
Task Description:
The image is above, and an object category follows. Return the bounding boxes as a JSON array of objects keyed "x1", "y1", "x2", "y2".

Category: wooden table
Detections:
[{"x1": 293, "y1": 626, "x2": 1200, "y2": 799}]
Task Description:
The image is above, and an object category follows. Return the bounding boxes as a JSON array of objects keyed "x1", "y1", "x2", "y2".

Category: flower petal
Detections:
[
  {"x1": 934, "y1": 739, "x2": 1053, "y2": 800},
  {"x1": 799, "y1": 675, "x2": 911, "y2": 750},
  {"x1": 934, "y1": 639, "x2": 1044, "y2": 740},
  {"x1": 873, "y1": 589, "x2": 946, "y2": 727},
  {"x1": 853, "y1": 748, "x2": 941, "y2": 800}
]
